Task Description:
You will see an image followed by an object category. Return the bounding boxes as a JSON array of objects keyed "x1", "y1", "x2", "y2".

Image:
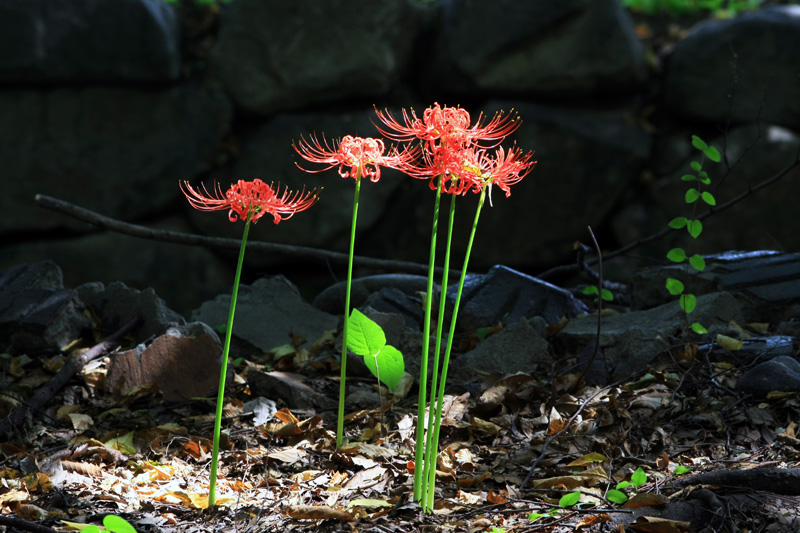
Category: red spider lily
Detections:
[
  {"x1": 464, "y1": 145, "x2": 537, "y2": 202},
  {"x1": 180, "y1": 179, "x2": 318, "y2": 224},
  {"x1": 374, "y1": 102, "x2": 520, "y2": 150},
  {"x1": 294, "y1": 134, "x2": 418, "y2": 182}
]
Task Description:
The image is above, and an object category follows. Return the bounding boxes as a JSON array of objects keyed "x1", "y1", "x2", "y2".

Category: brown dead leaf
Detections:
[
  {"x1": 623, "y1": 492, "x2": 669, "y2": 508},
  {"x1": 274, "y1": 408, "x2": 300, "y2": 424},
  {"x1": 457, "y1": 470, "x2": 491, "y2": 488},
  {"x1": 472, "y1": 417, "x2": 503, "y2": 436},
  {"x1": 457, "y1": 489, "x2": 483, "y2": 505},
  {"x1": 487, "y1": 491, "x2": 509, "y2": 504},
  {"x1": 533, "y1": 465, "x2": 608, "y2": 490},
  {"x1": 629, "y1": 516, "x2": 691, "y2": 532},
  {"x1": 0, "y1": 488, "x2": 29, "y2": 508},
  {"x1": 568, "y1": 453, "x2": 608, "y2": 467},
  {"x1": 577, "y1": 513, "x2": 613, "y2": 529},
  {"x1": 287, "y1": 505, "x2": 354, "y2": 521},
  {"x1": 546, "y1": 316, "x2": 568, "y2": 338},
  {"x1": 343, "y1": 465, "x2": 386, "y2": 490}
]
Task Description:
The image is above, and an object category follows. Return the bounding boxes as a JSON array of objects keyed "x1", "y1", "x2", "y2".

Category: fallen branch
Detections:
[
  {"x1": 0, "y1": 516, "x2": 58, "y2": 533},
  {"x1": 677, "y1": 466, "x2": 800, "y2": 496},
  {"x1": 0, "y1": 317, "x2": 142, "y2": 439},
  {"x1": 35, "y1": 194, "x2": 438, "y2": 276},
  {"x1": 537, "y1": 142, "x2": 800, "y2": 279}
]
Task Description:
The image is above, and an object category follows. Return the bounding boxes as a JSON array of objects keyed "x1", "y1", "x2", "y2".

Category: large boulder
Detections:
[
  {"x1": 664, "y1": 6, "x2": 800, "y2": 131},
  {"x1": 210, "y1": 0, "x2": 424, "y2": 115},
  {"x1": 0, "y1": 85, "x2": 232, "y2": 235},
  {"x1": 431, "y1": 0, "x2": 646, "y2": 97},
  {"x1": 0, "y1": 0, "x2": 180, "y2": 84}
]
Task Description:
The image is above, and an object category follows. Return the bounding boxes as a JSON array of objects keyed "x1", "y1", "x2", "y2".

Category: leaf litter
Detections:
[{"x1": 2, "y1": 319, "x2": 800, "y2": 532}]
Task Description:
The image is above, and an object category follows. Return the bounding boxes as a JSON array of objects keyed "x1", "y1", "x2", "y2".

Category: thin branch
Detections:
[
  {"x1": 537, "y1": 144, "x2": 800, "y2": 279},
  {"x1": 34, "y1": 194, "x2": 440, "y2": 276},
  {"x1": 573, "y1": 226, "x2": 603, "y2": 392}
]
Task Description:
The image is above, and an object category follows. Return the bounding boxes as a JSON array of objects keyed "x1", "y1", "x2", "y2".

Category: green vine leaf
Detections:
[
  {"x1": 606, "y1": 489, "x2": 628, "y2": 505},
  {"x1": 685, "y1": 188, "x2": 699, "y2": 203},
  {"x1": 690, "y1": 160, "x2": 702, "y2": 172},
  {"x1": 559, "y1": 490, "x2": 581, "y2": 508},
  {"x1": 690, "y1": 322, "x2": 708, "y2": 335},
  {"x1": 680, "y1": 174, "x2": 696, "y2": 182},
  {"x1": 666, "y1": 278, "x2": 685, "y2": 296},
  {"x1": 346, "y1": 309, "x2": 386, "y2": 357},
  {"x1": 691, "y1": 135, "x2": 708, "y2": 151},
  {"x1": 701, "y1": 191, "x2": 716, "y2": 206},
  {"x1": 364, "y1": 345, "x2": 405, "y2": 392},
  {"x1": 689, "y1": 254, "x2": 706, "y2": 271},
  {"x1": 667, "y1": 248, "x2": 686, "y2": 262},
  {"x1": 680, "y1": 293, "x2": 697, "y2": 313},
  {"x1": 668, "y1": 216, "x2": 688, "y2": 229},
  {"x1": 704, "y1": 146, "x2": 721, "y2": 162},
  {"x1": 600, "y1": 289, "x2": 614, "y2": 301},
  {"x1": 687, "y1": 219, "x2": 703, "y2": 239},
  {"x1": 631, "y1": 467, "x2": 647, "y2": 487}
]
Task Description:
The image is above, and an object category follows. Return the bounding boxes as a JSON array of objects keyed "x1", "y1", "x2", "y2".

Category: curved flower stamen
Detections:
[{"x1": 180, "y1": 179, "x2": 318, "y2": 224}]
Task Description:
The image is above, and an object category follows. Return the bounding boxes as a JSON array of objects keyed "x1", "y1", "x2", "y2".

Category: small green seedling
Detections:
[
  {"x1": 673, "y1": 464, "x2": 692, "y2": 475},
  {"x1": 346, "y1": 309, "x2": 405, "y2": 392},
  {"x1": 666, "y1": 135, "x2": 720, "y2": 336},
  {"x1": 80, "y1": 515, "x2": 138, "y2": 533},
  {"x1": 608, "y1": 466, "x2": 648, "y2": 504},
  {"x1": 582, "y1": 285, "x2": 613, "y2": 302}
]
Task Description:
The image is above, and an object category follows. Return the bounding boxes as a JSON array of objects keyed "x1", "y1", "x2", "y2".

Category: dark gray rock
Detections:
[
  {"x1": 738, "y1": 355, "x2": 800, "y2": 399},
  {"x1": 0, "y1": 262, "x2": 90, "y2": 354},
  {"x1": 451, "y1": 318, "x2": 552, "y2": 381},
  {"x1": 191, "y1": 275, "x2": 338, "y2": 352},
  {"x1": 314, "y1": 274, "x2": 429, "y2": 316},
  {"x1": 248, "y1": 370, "x2": 337, "y2": 411},
  {"x1": 77, "y1": 281, "x2": 185, "y2": 344},
  {"x1": 0, "y1": 85, "x2": 232, "y2": 234},
  {"x1": 363, "y1": 288, "x2": 424, "y2": 330},
  {"x1": 432, "y1": 0, "x2": 646, "y2": 97},
  {"x1": 210, "y1": 0, "x2": 423, "y2": 114},
  {"x1": 664, "y1": 6, "x2": 800, "y2": 131},
  {"x1": 559, "y1": 291, "x2": 745, "y2": 380},
  {"x1": 452, "y1": 265, "x2": 589, "y2": 331},
  {"x1": 0, "y1": 0, "x2": 180, "y2": 84}
]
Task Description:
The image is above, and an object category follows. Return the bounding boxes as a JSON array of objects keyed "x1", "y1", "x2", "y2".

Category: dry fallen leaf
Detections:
[
  {"x1": 629, "y1": 516, "x2": 691, "y2": 532},
  {"x1": 623, "y1": 492, "x2": 669, "y2": 509},
  {"x1": 287, "y1": 505, "x2": 354, "y2": 521}
]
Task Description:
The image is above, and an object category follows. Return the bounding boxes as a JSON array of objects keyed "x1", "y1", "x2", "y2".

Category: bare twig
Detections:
[
  {"x1": 0, "y1": 317, "x2": 142, "y2": 439},
  {"x1": 34, "y1": 194, "x2": 440, "y2": 276},
  {"x1": 573, "y1": 226, "x2": 603, "y2": 392},
  {"x1": 0, "y1": 516, "x2": 58, "y2": 533},
  {"x1": 537, "y1": 144, "x2": 800, "y2": 280}
]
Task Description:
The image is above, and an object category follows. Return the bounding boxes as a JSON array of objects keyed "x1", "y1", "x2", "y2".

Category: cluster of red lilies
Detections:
[{"x1": 181, "y1": 102, "x2": 535, "y2": 219}]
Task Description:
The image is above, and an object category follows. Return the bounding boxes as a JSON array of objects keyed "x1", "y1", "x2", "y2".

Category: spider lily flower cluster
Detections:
[{"x1": 181, "y1": 102, "x2": 534, "y2": 512}]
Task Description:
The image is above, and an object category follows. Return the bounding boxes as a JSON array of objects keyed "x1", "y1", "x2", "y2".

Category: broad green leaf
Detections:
[
  {"x1": 673, "y1": 465, "x2": 692, "y2": 475},
  {"x1": 691, "y1": 135, "x2": 707, "y2": 151},
  {"x1": 559, "y1": 490, "x2": 581, "y2": 508},
  {"x1": 689, "y1": 254, "x2": 706, "y2": 271},
  {"x1": 78, "y1": 526, "x2": 101, "y2": 533},
  {"x1": 685, "y1": 188, "x2": 699, "y2": 203},
  {"x1": 699, "y1": 175, "x2": 711, "y2": 185},
  {"x1": 105, "y1": 431, "x2": 136, "y2": 456},
  {"x1": 665, "y1": 278, "x2": 684, "y2": 296},
  {"x1": 668, "y1": 217, "x2": 688, "y2": 229},
  {"x1": 104, "y1": 515, "x2": 138, "y2": 533},
  {"x1": 680, "y1": 174, "x2": 696, "y2": 182},
  {"x1": 529, "y1": 512, "x2": 545, "y2": 522},
  {"x1": 687, "y1": 219, "x2": 703, "y2": 239},
  {"x1": 606, "y1": 489, "x2": 628, "y2": 504},
  {"x1": 698, "y1": 170, "x2": 709, "y2": 180},
  {"x1": 701, "y1": 191, "x2": 716, "y2": 206},
  {"x1": 631, "y1": 467, "x2": 647, "y2": 487},
  {"x1": 364, "y1": 344, "x2": 405, "y2": 391},
  {"x1": 680, "y1": 293, "x2": 697, "y2": 313},
  {"x1": 346, "y1": 309, "x2": 386, "y2": 357},
  {"x1": 690, "y1": 322, "x2": 708, "y2": 334},
  {"x1": 666, "y1": 248, "x2": 686, "y2": 262},
  {"x1": 704, "y1": 146, "x2": 721, "y2": 162},
  {"x1": 600, "y1": 289, "x2": 614, "y2": 302},
  {"x1": 616, "y1": 480, "x2": 632, "y2": 490},
  {"x1": 582, "y1": 285, "x2": 599, "y2": 296},
  {"x1": 690, "y1": 160, "x2": 702, "y2": 172}
]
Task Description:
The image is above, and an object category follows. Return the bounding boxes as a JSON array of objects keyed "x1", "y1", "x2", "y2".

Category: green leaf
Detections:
[
  {"x1": 691, "y1": 135, "x2": 708, "y2": 151},
  {"x1": 606, "y1": 489, "x2": 628, "y2": 504},
  {"x1": 673, "y1": 465, "x2": 692, "y2": 475},
  {"x1": 559, "y1": 490, "x2": 581, "y2": 508},
  {"x1": 690, "y1": 160, "x2": 702, "y2": 172},
  {"x1": 616, "y1": 480, "x2": 632, "y2": 490},
  {"x1": 665, "y1": 278, "x2": 685, "y2": 296},
  {"x1": 346, "y1": 309, "x2": 386, "y2": 357},
  {"x1": 104, "y1": 515, "x2": 138, "y2": 533},
  {"x1": 105, "y1": 432, "x2": 136, "y2": 456},
  {"x1": 687, "y1": 219, "x2": 703, "y2": 239},
  {"x1": 600, "y1": 289, "x2": 614, "y2": 302},
  {"x1": 631, "y1": 467, "x2": 647, "y2": 487},
  {"x1": 529, "y1": 512, "x2": 545, "y2": 522},
  {"x1": 82, "y1": 527, "x2": 101, "y2": 533},
  {"x1": 476, "y1": 327, "x2": 489, "y2": 340},
  {"x1": 680, "y1": 293, "x2": 697, "y2": 314},
  {"x1": 582, "y1": 285, "x2": 599, "y2": 296},
  {"x1": 690, "y1": 322, "x2": 708, "y2": 334},
  {"x1": 680, "y1": 174, "x2": 696, "y2": 182},
  {"x1": 701, "y1": 191, "x2": 716, "y2": 206},
  {"x1": 699, "y1": 173, "x2": 711, "y2": 185},
  {"x1": 685, "y1": 188, "x2": 699, "y2": 203},
  {"x1": 704, "y1": 146, "x2": 721, "y2": 162},
  {"x1": 689, "y1": 254, "x2": 706, "y2": 271},
  {"x1": 667, "y1": 248, "x2": 686, "y2": 262},
  {"x1": 364, "y1": 345, "x2": 405, "y2": 392},
  {"x1": 668, "y1": 216, "x2": 688, "y2": 229}
]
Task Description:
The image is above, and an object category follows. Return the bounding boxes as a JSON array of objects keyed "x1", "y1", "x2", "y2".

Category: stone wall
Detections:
[{"x1": 1, "y1": 0, "x2": 798, "y2": 315}]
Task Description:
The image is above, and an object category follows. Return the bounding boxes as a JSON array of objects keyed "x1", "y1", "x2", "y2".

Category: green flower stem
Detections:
[
  {"x1": 209, "y1": 214, "x2": 251, "y2": 508},
  {"x1": 337, "y1": 176, "x2": 362, "y2": 449},
  {"x1": 414, "y1": 177, "x2": 441, "y2": 502},
  {"x1": 425, "y1": 185, "x2": 486, "y2": 511},
  {"x1": 422, "y1": 191, "x2": 455, "y2": 512}
]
